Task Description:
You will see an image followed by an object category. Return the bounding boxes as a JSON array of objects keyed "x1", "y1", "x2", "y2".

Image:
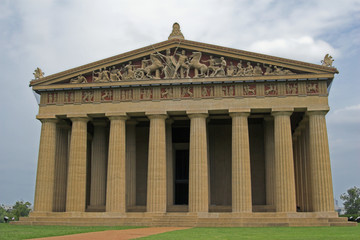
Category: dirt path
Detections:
[{"x1": 29, "y1": 227, "x2": 190, "y2": 240}]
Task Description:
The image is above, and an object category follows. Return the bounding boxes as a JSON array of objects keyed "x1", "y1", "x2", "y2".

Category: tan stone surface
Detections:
[
  {"x1": 146, "y1": 114, "x2": 167, "y2": 213},
  {"x1": 230, "y1": 112, "x2": 252, "y2": 212},
  {"x1": 264, "y1": 117, "x2": 275, "y2": 206},
  {"x1": 126, "y1": 121, "x2": 137, "y2": 208},
  {"x1": 34, "y1": 119, "x2": 57, "y2": 212},
  {"x1": 66, "y1": 117, "x2": 89, "y2": 212},
  {"x1": 272, "y1": 111, "x2": 296, "y2": 212},
  {"x1": 27, "y1": 26, "x2": 343, "y2": 227},
  {"x1": 188, "y1": 113, "x2": 209, "y2": 213},
  {"x1": 90, "y1": 121, "x2": 107, "y2": 207},
  {"x1": 308, "y1": 111, "x2": 334, "y2": 212},
  {"x1": 53, "y1": 124, "x2": 69, "y2": 212},
  {"x1": 106, "y1": 116, "x2": 127, "y2": 212},
  {"x1": 29, "y1": 227, "x2": 190, "y2": 240}
]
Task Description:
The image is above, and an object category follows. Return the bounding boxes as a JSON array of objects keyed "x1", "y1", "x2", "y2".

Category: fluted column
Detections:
[
  {"x1": 230, "y1": 111, "x2": 252, "y2": 212},
  {"x1": 146, "y1": 113, "x2": 168, "y2": 213},
  {"x1": 301, "y1": 119, "x2": 312, "y2": 212},
  {"x1": 66, "y1": 116, "x2": 89, "y2": 212},
  {"x1": 90, "y1": 121, "x2": 108, "y2": 207},
  {"x1": 188, "y1": 112, "x2": 209, "y2": 213},
  {"x1": 272, "y1": 110, "x2": 296, "y2": 212},
  {"x1": 34, "y1": 118, "x2": 57, "y2": 212},
  {"x1": 308, "y1": 110, "x2": 334, "y2": 212},
  {"x1": 53, "y1": 122, "x2": 70, "y2": 212},
  {"x1": 166, "y1": 119, "x2": 174, "y2": 207},
  {"x1": 264, "y1": 117, "x2": 275, "y2": 206},
  {"x1": 106, "y1": 114, "x2": 127, "y2": 212},
  {"x1": 126, "y1": 120, "x2": 137, "y2": 208}
]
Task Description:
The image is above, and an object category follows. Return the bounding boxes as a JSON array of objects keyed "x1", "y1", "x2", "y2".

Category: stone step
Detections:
[
  {"x1": 328, "y1": 217, "x2": 349, "y2": 222},
  {"x1": 330, "y1": 222, "x2": 358, "y2": 227}
]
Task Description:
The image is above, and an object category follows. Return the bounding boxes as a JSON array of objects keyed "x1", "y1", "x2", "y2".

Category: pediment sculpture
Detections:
[
  {"x1": 68, "y1": 48, "x2": 297, "y2": 84},
  {"x1": 33, "y1": 67, "x2": 45, "y2": 80},
  {"x1": 321, "y1": 54, "x2": 334, "y2": 67}
]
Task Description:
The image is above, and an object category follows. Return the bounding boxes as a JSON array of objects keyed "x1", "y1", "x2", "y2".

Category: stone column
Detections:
[
  {"x1": 146, "y1": 113, "x2": 168, "y2": 213},
  {"x1": 301, "y1": 119, "x2": 313, "y2": 212},
  {"x1": 166, "y1": 119, "x2": 174, "y2": 207},
  {"x1": 264, "y1": 117, "x2": 275, "y2": 206},
  {"x1": 106, "y1": 114, "x2": 127, "y2": 212},
  {"x1": 188, "y1": 111, "x2": 209, "y2": 213},
  {"x1": 53, "y1": 122, "x2": 70, "y2": 212},
  {"x1": 230, "y1": 111, "x2": 252, "y2": 213},
  {"x1": 308, "y1": 110, "x2": 334, "y2": 212},
  {"x1": 89, "y1": 121, "x2": 108, "y2": 207},
  {"x1": 272, "y1": 110, "x2": 296, "y2": 212},
  {"x1": 292, "y1": 130, "x2": 302, "y2": 210},
  {"x1": 33, "y1": 117, "x2": 57, "y2": 212},
  {"x1": 126, "y1": 120, "x2": 137, "y2": 208},
  {"x1": 66, "y1": 115, "x2": 89, "y2": 212}
]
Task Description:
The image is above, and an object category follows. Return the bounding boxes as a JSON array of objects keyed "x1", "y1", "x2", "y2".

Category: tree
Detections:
[
  {"x1": 0, "y1": 205, "x2": 14, "y2": 223},
  {"x1": 340, "y1": 186, "x2": 360, "y2": 215},
  {"x1": 11, "y1": 201, "x2": 32, "y2": 220}
]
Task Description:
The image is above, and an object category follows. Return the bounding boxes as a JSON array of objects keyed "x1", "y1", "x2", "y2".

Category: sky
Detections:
[{"x1": 0, "y1": 0, "x2": 359, "y2": 207}]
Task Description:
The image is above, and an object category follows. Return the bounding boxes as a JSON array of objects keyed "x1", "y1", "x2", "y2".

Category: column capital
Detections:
[
  {"x1": 67, "y1": 114, "x2": 90, "y2": 122},
  {"x1": 106, "y1": 112, "x2": 127, "y2": 118},
  {"x1": 187, "y1": 110, "x2": 208, "y2": 115},
  {"x1": 306, "y1": 110, "x2": 328, "y2": 116},
  {"x1": 307, "y1": 106, "x2": 330, "y2": 113},
  {"x1": 229, "y1": 112, "x2": 250, "y2": 118},
  {"x1": 271, "y1": 109, "x2": 293, "y2": 117},
  {"x1": 229, "y1": 108, "x2": 251, "y2": 114},
  {"x1": 147, "y1": 114, "x2": 168, "y2": 120},
  {"x1": 187, "y1": 110, "x2": 208, "y2": 119},
  {"x1": 36, "y1": 115, "x2": 58, "y2": 123}
]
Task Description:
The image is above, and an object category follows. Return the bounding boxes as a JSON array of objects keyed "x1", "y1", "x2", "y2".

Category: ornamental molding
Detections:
[{"x1": 40, "y1": 80, "x2": 327, "y2": 106}]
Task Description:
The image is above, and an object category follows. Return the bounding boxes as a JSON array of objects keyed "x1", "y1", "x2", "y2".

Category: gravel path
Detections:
[{"x1": 29, "y1": 227, "x2": 190, "y2": 240}]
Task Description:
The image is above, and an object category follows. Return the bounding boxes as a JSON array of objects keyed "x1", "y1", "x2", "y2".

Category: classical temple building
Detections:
[{"x1": 22, "y1": 23, "x2": 354, "y2": 227}]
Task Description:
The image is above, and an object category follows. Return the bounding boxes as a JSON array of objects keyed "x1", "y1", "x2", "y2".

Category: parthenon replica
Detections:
[{"x1": 21, "y1": 23, "x2": 354, "y2": 227}]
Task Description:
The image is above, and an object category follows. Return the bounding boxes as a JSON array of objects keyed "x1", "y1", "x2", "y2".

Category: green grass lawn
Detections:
[
  {"x1": 0, "y1": 224, "x2": 359, "y2": 240},
  {"x1": 0, "y1": 224, "x2": 142, "y2": 240},
  {"x1": 142, "y1": 225, "x2": 360, "y2": 240}
]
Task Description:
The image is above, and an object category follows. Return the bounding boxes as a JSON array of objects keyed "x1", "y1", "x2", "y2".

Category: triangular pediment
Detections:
[{"x1": 30, "y1": 38, "x2": 338, "y2": 90}]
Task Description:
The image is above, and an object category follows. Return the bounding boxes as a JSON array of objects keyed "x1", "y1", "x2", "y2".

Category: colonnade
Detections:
[{"x1": 33, "y1": 109, "x2": 334, "y2": 214}]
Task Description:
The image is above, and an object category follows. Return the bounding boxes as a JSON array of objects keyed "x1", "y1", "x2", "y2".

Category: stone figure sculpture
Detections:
[
  {"x1": 226, "y1": 62, "x2": 237, "y2": 76},
  {"x1": 202, "y1": 56, "x2": 216, "y2": 77},
  {"x1": 321, "y1": 54, "x2": 334, "y2": 67},
  {"x1": 173, "y1": 50, "x2": 190, "y2": 78},
  {"x1": 33, "y1": 67, "x2": 45, "y2": 80},
  {"x1": 110, "y1": 66, "x2": 121, "y2": 81},
  {"x1": 70, "y1": 75, "x2": 87, "y2": 84},
  {"x1": 143, "y1": 53, "x2": 164, "y2": 79},
  {"x1": 124, "y1": 61, "x2": 135, "y2": 80},
  {"x1": 157, "y1": 49, "x2": 176, "y2": 79},
  {"x1": 236, "y1": 61, "x2": 246, "y2": 76},
  {"x1": 253, "y1": 63, "x2": 263, "y2": 76},
  {"x1": 93, "y1": 68, "x2": 110, "y2": 82},
  {"x1": 189, "y1": 52, "x2": 208, "y2": 78},
  {"x1": 212, "y1": 57, "x2": 226, "y2": 77}
]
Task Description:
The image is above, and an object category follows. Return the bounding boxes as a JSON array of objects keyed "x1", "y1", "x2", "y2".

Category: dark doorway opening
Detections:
[{"x1": 174, "y1": 149, "x2": 189, "y2": 205}]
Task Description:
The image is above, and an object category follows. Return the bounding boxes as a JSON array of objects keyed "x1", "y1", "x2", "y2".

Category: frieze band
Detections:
[{"x1": 42, "y1": 81, "x2": 322, "y2": 105}]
